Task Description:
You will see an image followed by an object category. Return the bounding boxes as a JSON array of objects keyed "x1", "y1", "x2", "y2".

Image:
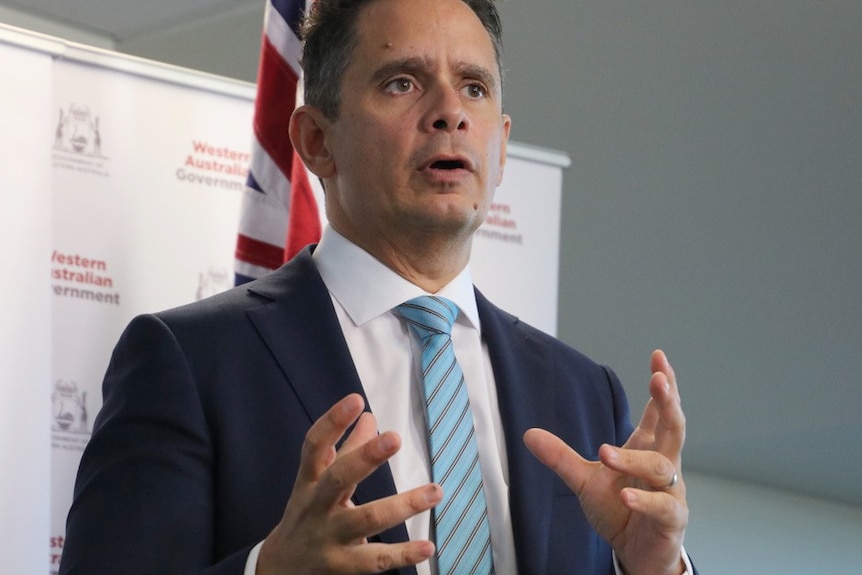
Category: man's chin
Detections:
[{"x1": 403, "y1": 210, "x2": 485, "y2": 240}]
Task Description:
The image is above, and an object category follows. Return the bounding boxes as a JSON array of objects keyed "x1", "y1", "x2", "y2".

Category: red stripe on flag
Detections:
[
  {"x1": 235, "y1": 0, "x2": 321, "y2": 281},
  {"x1": 254, "y1": 36, "x2": 300, "y2": 179},
  {"x1": 235, "y1": 234, "x2": 286, "y2": 270}
]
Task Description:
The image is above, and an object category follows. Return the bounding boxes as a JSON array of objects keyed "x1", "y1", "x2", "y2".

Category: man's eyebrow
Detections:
[
  {"x1": 369, "y1": 57, "x2": 499, "y2": 91},
  {"x1": 370, "y1": 57, "x2": 433, "y2": 84},
  {"x1": 455, "y1": 63, "x2": 498, "y2": 92}
]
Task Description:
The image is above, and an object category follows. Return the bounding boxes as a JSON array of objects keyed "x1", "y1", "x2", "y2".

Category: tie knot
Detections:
[{"x1": 396, "y1": 295, "x2": 459, "y2": 339}]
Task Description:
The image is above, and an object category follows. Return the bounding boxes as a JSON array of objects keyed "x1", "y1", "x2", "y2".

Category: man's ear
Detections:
[
  {"x1": 496, "y1": 113, "x2": 512, "y2": 186},
  {"x1": 289, "y1": 105, "x2": 335, "y2": 178}
]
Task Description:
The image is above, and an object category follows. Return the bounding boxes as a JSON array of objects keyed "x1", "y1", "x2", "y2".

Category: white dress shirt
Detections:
[
  {"x1": 311, "y1": 226, "x2": 516, "y2": 575},
  {"x1": 245, "y1": 226, "x2": 690, "y2": 575}
]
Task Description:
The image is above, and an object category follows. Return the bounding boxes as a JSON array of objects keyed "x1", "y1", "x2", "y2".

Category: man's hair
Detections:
[{"x1": 299, "y1": 0, "x2": 503, "y2": 119}]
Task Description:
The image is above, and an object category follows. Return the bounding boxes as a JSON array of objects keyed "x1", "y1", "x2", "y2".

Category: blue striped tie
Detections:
[{"x1": 396, "y1": 296, "x2": 494, "y2": 575}]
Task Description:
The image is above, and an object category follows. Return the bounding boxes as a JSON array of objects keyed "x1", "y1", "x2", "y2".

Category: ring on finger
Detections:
[{"x1": 661, "y1": 469, "x2": 678, "y2": 490}]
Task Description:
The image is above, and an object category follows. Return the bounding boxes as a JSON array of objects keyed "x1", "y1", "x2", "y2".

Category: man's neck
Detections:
[{"x1": 332, "y1": 224, "x2": 473, "y2": 294}]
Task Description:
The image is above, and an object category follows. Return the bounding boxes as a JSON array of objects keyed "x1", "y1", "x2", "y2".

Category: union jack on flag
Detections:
[{"x1": 234, "y1": 0, "x2": 321, "y2": 285}]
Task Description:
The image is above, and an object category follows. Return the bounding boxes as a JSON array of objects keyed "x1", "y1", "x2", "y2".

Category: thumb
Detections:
[{"x1": 523, "y1": 428, "x2": 590, "y2": 495}]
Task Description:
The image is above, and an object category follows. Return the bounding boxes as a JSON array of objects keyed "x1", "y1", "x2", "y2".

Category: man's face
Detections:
[{"x1": 322, "y1": 0, "x2": 511, "y2": 251}]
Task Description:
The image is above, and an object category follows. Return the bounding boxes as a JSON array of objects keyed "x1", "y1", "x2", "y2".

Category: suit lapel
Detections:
[
  {"x1": 244, "y1": 249, "x2": 414, "y2": 574},
  {"x1": 476, "y1": 289, "x2": 556, "y2": 575},
  {"x1": 245, "y1": 250, "x2": 363, "y2": 429}
]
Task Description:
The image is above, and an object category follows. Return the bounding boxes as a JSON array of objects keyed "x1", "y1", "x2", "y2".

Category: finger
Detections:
[
  {"x1": 599, "y1": 444, "x2": 682, "y2": 492},
  {"x1": 331, "y1": 414, "x2": 384, "y2": 514},
  {"x1": 335, "y1": 483, "x2": 443, "y2": 543},
  {"x1": 523, "y1": 428, "x2": 592, "y2": 494},
  {"x1": 298, "y1": 394, "x2": 366, "y2": 483},
  {"x1": 314, "y1": 430, "x2": 402, "y2": 508},
  {"x1": 624, "y1": 351, "x2": 676, "y2": 451},
  {"x1": 333, "y1": 540, "x2": 436, "y2": 574},
  {"x1": 340, "y1": 411, "x2": 379, "y2": 455},
  {"x1": 625, "y1": 397, "x2": 659, "y2": 450},
  {"x1": 651, "y1": 349, "x2": 678, "y2": 397},
  {"x1": 648, "y1": 352, "x2": 686, "y2": 458},
  {"x1": 620, "y1": 487, "x2": 689, "y2": 531}
]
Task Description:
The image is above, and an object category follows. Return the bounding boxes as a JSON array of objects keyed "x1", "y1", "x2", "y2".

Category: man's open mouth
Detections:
[{"x1": 430, "y1": 159, "x2": 466, "y2": 170}]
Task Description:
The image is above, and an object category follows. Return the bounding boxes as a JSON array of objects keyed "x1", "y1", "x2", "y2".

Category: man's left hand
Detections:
[{"x1": 524, "y1": 350, "x2": 688, "y2": 575}]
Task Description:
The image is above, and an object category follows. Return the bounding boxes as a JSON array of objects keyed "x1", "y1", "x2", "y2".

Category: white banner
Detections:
[
  {"x1": 0, "y1": 37, "x2": 54, "y2": 573},
  {"x1": 472, "y1": 147, "x2": 565, "y2": 335},
  {"x1": 48, "y1": 53, "x2": 254, "y2": 573}
]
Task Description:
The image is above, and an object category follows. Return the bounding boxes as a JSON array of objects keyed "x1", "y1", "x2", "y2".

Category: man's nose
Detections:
[{"x1": 424, "y1": 87, "x2": 469, "y2": 133}]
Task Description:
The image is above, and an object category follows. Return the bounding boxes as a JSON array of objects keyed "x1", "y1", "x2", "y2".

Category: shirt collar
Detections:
[{"x1": 313, "y1": 226, "x2": 481, "y2": 331}]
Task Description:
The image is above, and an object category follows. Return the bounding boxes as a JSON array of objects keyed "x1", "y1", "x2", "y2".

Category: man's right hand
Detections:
[{"x1": 257, "y1": 393, "x2": 441, "y2": 574}]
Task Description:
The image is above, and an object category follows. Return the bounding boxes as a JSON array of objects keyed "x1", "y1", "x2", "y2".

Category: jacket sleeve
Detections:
[{"x1": 59, "y1": 313, "x2": 250, "y2": 575}]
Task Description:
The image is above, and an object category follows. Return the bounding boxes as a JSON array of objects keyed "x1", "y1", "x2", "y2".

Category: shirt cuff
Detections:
[
  {"x1": 243, "y1": 541, "x2": 264, "y2": 575},
  {"x1": 612, "y1": 545, "x2": 693, "y2": 575}
]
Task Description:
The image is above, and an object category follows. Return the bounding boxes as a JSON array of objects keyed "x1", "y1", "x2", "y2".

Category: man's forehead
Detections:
[{"x1": 352, "y1": 0, "x2": 500, "y2": 75}]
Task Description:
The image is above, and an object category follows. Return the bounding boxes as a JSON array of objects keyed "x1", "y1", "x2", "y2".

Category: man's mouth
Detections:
[{"x1": 430, "y1": 159, "x2": 466, "y2": 170}]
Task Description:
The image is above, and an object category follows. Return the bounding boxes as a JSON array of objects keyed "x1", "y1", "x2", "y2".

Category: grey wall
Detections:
[
  {"x1": 116, "y1": 2, "x2": 263, "y2": 80},
  {"x1": 495, "y1": 0, "x2": 861, "y2": 499},
  {"x1": 0, "y1": 4, "x2": 113, "y2": 47}
]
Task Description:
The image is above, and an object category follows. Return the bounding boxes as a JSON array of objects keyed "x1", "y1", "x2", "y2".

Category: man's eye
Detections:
[
  {"x1": 464, "y1": 84, "x2": 487, "y2": 99},
  {"x1": 385, "y1": 78, "x2": 415, "y2": 94}
]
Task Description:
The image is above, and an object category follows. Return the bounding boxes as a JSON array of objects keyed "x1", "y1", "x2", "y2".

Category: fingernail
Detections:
[
  {"x1": 623, "y1": 490, "x2": 639, "y2": 505},
  {"x1": 341, "y1": 394, "x2": 357, "y2": 412},
  {"x1": 425, "y1": 484, "x2": 442, "y2": 503},
  {"x1": 604, "y1": 445, "x2": 619, "y2": 461},
  {"x1": 419, "y1": 541, "x2": 436, "y2": 558},
  {"x1": 378, "y1": 433, "x2": 396, "y2": 452}
]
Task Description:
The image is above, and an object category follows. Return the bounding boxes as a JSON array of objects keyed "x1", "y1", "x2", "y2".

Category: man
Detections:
[{"x1": 60, "y1": 1, "x2": 693, "y2": 574}]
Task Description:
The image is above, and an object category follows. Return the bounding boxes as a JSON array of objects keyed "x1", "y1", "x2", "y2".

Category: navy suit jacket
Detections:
[{"x1": 61, "y1": 248, "x2": 636, "y2": 575}]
